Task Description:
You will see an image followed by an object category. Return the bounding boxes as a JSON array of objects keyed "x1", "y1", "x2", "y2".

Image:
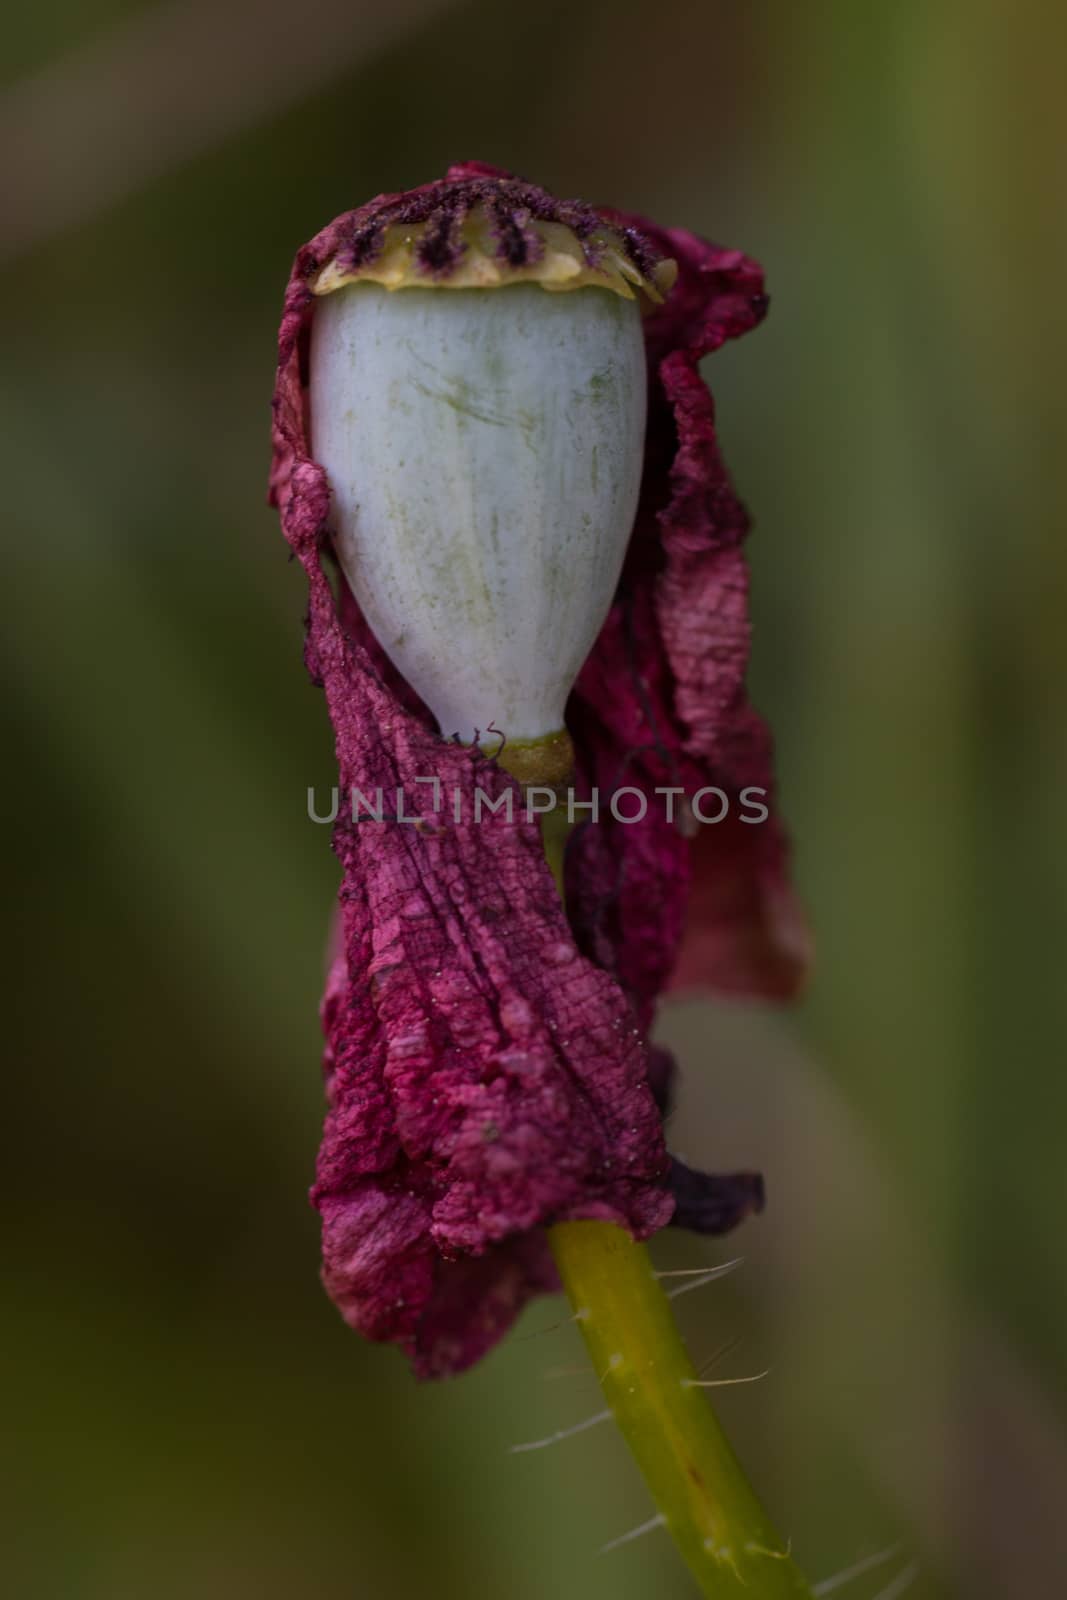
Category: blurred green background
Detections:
[{"x1": 3, "y1": 2, "x2": 1066, "y2": 1597}]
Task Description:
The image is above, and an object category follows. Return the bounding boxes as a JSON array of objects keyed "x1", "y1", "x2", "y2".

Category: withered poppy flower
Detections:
[{"x1": 270, "y1": 162, "x2": 807, "y2": 1376}]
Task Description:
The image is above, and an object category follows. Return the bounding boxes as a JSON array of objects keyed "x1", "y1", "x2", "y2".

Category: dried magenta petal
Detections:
[
  {"x1": 566, "y1": 218, "x2": 810, "y2": 1012},
  {"x1": 272, "y1": 460, "x2": 672, "y2": 1376}
]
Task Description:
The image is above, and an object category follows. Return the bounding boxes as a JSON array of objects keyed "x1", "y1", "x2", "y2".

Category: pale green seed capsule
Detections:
[{"x1": 309, "y1": 280, "x2": 647, "y2": 748}]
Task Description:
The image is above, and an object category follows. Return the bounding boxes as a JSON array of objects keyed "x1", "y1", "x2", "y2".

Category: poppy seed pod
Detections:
[{"x1": 310, "y1": 281, "x2": 647, "y2": 749}]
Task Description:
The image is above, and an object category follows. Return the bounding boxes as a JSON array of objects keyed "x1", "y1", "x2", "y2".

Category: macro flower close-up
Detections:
[
  {"x1": 267, "y1": 161, "x2": 819, "y2": 1597},
  {"x1": 8, "y1": 10, "x2": 1067, "y2": 1600},
  {"x1": 271, "y1": 163, "x2": 807, "y2": 1385}
]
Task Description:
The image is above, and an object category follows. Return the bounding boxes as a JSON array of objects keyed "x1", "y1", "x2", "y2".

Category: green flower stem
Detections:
[
  {"x1": 548, "y1": 1222, "x2": 810, "y2": 1596},
  {"x1": 539, "y1": 812, "x2": 813, "y2": 1597}
]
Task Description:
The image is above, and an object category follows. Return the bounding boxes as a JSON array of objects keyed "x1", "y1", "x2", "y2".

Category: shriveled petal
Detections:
[
  {"x1": 309, "y1": 604, "x2": 671, "y2": 1370},
  {"x1": 319, "y1": 1187, "x2": 560, "y2": 1378},
  {"x1": 667, "y1": 1159, "x2": 765, "y2": 1236},
  {"x1": 567, "y1": 220, "x2": 810, "y2": 1009}
]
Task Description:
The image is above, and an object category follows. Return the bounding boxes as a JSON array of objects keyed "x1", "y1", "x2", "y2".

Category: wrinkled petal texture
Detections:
[
  {"x1": 567, "y1": 217, "x2": 810, "y2": 1023},
  {"x1": 271, "y1": 164, "x2": 806, "y2": 1375}
]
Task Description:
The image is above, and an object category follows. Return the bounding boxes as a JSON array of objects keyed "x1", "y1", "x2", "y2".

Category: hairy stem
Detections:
[
  {"x1": 539, "y1": 812, "x2": 813, "y2": 1597},
  {"x1": 547, "y1": 1222, "x2": 811, "y2": 1596}
]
